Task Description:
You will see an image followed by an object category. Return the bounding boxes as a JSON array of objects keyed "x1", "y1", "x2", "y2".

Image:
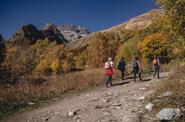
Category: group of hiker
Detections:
[{"x1": 104, "y1": 56, "x2": 160, "y2": 87}]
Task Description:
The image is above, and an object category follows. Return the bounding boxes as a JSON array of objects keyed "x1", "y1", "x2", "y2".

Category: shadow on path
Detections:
[
  {"x1": 111, "y1": 73, "x2": 156, "y2": 87},
  {"x1": 112, "y1": 81, "x2": 130, "y2": 86},
  {"x1": 141, "y1": 78, "x2": 152, "y2": 82},
  {"x1": 124, "y1": 76, "x2": 152, "y2": 82}
]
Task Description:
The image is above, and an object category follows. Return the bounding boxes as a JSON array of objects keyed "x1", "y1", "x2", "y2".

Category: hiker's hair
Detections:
[
  {"x1": 154, "y1": 55, "x2": 159, "y2": 58},
  {"x1": 135, "y1": 57, "x2": 139, "y2": 60},
  {"x1": 108, "y1": 57, "x2": 112, "y2": 61}
]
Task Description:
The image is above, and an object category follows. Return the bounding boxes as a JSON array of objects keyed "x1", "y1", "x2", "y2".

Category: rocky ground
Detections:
[{"x1": 2, "y1": 73, "x2": 169, "y2": 122}]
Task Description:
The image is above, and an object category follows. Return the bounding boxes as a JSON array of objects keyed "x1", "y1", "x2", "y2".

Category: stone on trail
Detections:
[
  {"x1": 113, "y1": 93, "x2": 120, "y2": 97},
  {"x1": 102, "y1": 98, "x2": 111, "y2": 103},
  {"x1": 145, "y1": 103, "x2": 154, "y2": 112},
  {"x1": 121, "y1": 113, "x2": 140, "y2": 122},
  {"x1": 27, "y1": 102, "x2": 36, "y2": 106},
  {"x1": 163, "y1": 91, "x2": 173, "y2": 97},
  {"x1": 139, "y1": 87, "x2": 147, "y2": 90},
  {"x1": 68, "y1": 110, "x2": 77, "y2": 117},
  {"x1": 156, "y1": 108, "x2": 181, "y2": 121},
  {"x1": 85, "y1": 94, "x2": 90, "y2": 97},
  {"x1": 74, "y1": 115, "x2": 81, "y2": 120},
  {"x1": 54, "y1": 111, "x2": 60, "y2": 116},
  {"x1": 137, "y1": 96, "x2": 145, "y2": 101},
  {"x1": 111, "y1": 103, "x2": 122, "y2": 107},
  {"x1": 104, "y1": 92, "x2": 112, "y2": 97},
  {"x1": 90, "y1": 97, "x2": 100, "y2": 102},
  {"x1": 157, "y1": 91, "x2": 173, "y2": 98},
  {"x1": 103, "y1": 111, "x2": 111, "y2": 116},
  {"x1": 95, "y1": 105, "x2": 104, "y2": 109}
]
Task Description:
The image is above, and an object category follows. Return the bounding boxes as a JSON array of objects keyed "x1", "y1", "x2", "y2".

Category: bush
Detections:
[
  {"x1": 87, "y1": 32, "x2": 121, "y2": 67},
  {"x1": 155, "y1": 0, "x2": 185, "y2": 61},
  {"x1": 115, "y1": 39, "x2": 140, "y2": 63},
  {"x1": 138, "y1": 33, "x2": 172, "y2": 64}
]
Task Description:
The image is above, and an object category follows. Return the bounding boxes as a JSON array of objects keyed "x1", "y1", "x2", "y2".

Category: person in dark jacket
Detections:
[
  {"x1": 117, "y1": 57, "x2": 126, "y2": 80},
  {"x1": 132, "y1": 57, "x2": 142, "y2": 82}
]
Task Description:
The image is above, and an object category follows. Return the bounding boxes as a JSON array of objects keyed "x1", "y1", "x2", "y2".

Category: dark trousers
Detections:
[
  {"x1": 106, "y1": 74, "x2": 112, "y2": 87},
  {"x1": 120, "y1": 69, "x2": 125, "y2": 80},
  {"x1": 154, "y1": 66, "x2": 160, "y2": 79},
  {"x1": 133, "y1": 69, "x2": 142, "y2": 82}
]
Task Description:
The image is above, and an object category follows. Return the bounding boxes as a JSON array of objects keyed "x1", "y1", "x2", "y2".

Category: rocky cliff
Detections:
[
  {"x1": 57, "y1": 24, "x2": 90, "y2": 41},
  {"x1": 8, "y1": 23, "x2": 90, "y2": 46},
  {"x1": 9, "y1": 24, "x2": 44, "y2": 46}
]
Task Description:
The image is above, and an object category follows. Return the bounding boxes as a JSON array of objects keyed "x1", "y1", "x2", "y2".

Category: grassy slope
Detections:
[{"x1": 0, "y1": 68, "x2": 105, "y2": 119}]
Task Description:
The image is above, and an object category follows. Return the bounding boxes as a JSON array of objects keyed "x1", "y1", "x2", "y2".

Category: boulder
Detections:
[{"x1": 156, "y1": 108, "x2": 181, "y2": 121}]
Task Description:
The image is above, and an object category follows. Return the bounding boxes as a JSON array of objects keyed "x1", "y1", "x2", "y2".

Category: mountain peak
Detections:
[
  {"x1": 57, "y1": 24, "x2": 90, "y2": 41},
  {"x1": 43, "y1": 23, "x2": 57, "y2": 31}
]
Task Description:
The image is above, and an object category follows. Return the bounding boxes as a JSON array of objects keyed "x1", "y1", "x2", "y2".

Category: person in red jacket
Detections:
[{"x1": 104, "y1": 58, "x2": 113, "y2": 87}]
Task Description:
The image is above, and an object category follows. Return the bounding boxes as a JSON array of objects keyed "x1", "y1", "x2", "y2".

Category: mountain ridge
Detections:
[
  {"x1": 102, "y1": 9, "x2": 163, "y2": 32},
  {"x1": 6, "y1": 23, "x2": 90, "y2": 46},
  {"x1": 70, "y1": 9, "x2": 163, "y2": 49},
  {"x1": 3, "y1": 9, "x2": 163, "y2": 47}
]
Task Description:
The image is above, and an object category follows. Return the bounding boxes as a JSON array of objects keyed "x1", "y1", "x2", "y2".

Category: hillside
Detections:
[
  {"x1": 103, "y1": 9, "x2": 163, "y2": 32},
  {"x1": 72, "y1": 9, "x2": 163, "y2": 49}
]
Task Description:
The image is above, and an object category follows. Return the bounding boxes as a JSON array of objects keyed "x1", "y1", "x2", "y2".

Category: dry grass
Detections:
[
  {"x1": 0, "y1": 68, "x2": 106, "y2": 118},
  {"x1": 150, "y1": 64, "x2": 185, "y2": 121},
  {"x1": 154, "y1": 65, "x2": 185, "y2": 102}
]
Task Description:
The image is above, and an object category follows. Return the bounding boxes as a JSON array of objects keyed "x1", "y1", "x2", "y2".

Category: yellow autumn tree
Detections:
[
  {"x1": 87, "y1": 32, "x2": 121, "y2": 67},
  {"x1": 115, "y1": 39, "x2": 140, "y2": 63},
  {"x1": 50, "y1": 58, "x2": 60, "y2": 74},
  {"x1": 138, "y1": 33, "x2": 172, "y2": 63}
]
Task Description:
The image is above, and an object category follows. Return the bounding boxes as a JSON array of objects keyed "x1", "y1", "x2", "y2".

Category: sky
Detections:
[{"x1": 0, "y1": 0, "x2": 158, "y2": 38}]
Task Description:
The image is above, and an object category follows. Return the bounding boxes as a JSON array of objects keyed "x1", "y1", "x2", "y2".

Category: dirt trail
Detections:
[{"x1": 3, "y1": 73, "x2": 168, "y2": 122}]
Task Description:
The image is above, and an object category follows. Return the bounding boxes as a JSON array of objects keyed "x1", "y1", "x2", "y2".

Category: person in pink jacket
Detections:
[{"x1": 104, "y1": 58, "x2": 113, "y2": 87}]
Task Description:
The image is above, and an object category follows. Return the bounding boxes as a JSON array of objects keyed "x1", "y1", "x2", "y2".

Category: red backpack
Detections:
[{"x1": 105, "y1": 62, "x2": 113, "y2": 75}]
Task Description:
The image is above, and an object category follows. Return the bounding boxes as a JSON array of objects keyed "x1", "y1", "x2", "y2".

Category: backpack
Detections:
[
  {"x1": 105, "y1": 62, "x2": 111, "y2": 69},
  {"x1": 153, "y1": 58, "x2": 158, "y2": 65},
  {"x1": 133, "y1": 60, "x2": 139, "y2": 69},
  {"x1": 117, "y1": 60, "x2": 125, "y2": 70}
]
